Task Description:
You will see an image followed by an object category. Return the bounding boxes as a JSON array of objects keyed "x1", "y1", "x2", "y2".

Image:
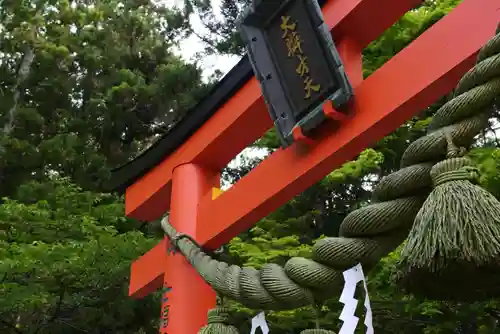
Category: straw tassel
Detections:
[
  {"x1": 399, "y1": 132, "x2": 500, "y2": 300},
  {"x1": 198, "y1": 307, "x2": 240, "y2": 334}
]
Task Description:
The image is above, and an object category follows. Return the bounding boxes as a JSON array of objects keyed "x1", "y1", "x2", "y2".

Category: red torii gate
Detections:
[{"x1": 108, "y1": 0, "x2": 500, "y2": 333}]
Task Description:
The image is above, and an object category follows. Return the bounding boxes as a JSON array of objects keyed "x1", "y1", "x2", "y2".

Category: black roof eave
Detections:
[
  {"x1": 105, "y1": 0, "x2": 329, "y2": 194},
  {"x1": 105, "y1": 56, "x2": 253, "y2": 193}
]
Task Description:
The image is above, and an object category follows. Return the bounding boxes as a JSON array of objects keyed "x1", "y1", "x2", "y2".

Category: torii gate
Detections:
[{"x1": 107, "y1": 0, "x2": 500, "y2": 333}]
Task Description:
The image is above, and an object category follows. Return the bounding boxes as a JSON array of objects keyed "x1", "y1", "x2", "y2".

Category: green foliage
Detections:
[
  {"x1": 326, "y1": 149, "x2": 384, "y2": 183},
  {"x1": 2, "y1": 0, "x2": 500, "y2": 333},
  {"x1": 469, "y1": 147, "x2": 500, "y2": 199},
  {"x1": 0, "y1": 178, "x2": 159, "y2": 333},
  {"x1": 362, "y1": 0, "x2": 463, "y2": 77},
  {"x1": 0, "y1": 0, "x2": 211, "y2": 195},
  {"x1": 0, "y1": 0, "x2": 208, "y2": 332}
]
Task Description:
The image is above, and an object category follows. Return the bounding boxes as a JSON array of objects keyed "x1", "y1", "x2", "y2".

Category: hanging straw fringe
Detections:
[
  {"x1": 157, "y1": 26, "x2": 500, "y2": 334},
  {"x1": 400, "y1": 132, "x2": 500, "y2": 300},
  {"x1": 198, "y1": 307, "x2": 240, "y2": 334}
]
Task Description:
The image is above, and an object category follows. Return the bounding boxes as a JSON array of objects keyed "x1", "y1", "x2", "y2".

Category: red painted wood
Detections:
[
  {"x1": 129, "y1": 239, "x2": 167, "y2": 298},
  {"x1": 159, "y1": 164, "x2": 218, "y2": 333},
  {"x1": 124, "y1": 0, "x2": 422, "y2": 221},
  {"x1": 195, "y1": 0, "x2": 500, "y2": 249},
  {"x1": 128, "y1": 0, "x2": 499, "y2": 299}
]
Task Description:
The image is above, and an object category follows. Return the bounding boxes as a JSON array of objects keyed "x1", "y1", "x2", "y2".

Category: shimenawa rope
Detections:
[{"x1": 161, "y1": 28, "x2": 500, "y2": 332}]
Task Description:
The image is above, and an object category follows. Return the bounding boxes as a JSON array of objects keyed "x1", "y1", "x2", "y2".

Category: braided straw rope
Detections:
[{"x1": 161, "y1": 28, "x2": 500, "y2": 311}]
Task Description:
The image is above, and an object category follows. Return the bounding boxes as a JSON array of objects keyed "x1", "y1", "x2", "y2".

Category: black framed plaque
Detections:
[{"x1": 238, "y1": 0, "x2": 353, "y2": 147}]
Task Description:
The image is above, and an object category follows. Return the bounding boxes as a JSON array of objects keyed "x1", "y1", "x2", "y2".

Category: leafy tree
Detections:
[
  {"x1": 2, "y1": 0, "x2": 500, "y2": 333},
  {"x1": 0, "y1": 0, "x2": 211, "y2": 196},
  {"x1": 0, "y1": 178, "x2": 159, "y2": 333},
  {"x1": 0, "y1": 0, "x2": 210, "y2": 333}
]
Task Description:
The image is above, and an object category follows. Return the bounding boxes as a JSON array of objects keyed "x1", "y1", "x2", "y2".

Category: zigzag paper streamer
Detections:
[
  {"x1": 251, "y1": 312, "x2": 269, "y2": 334},
  {"x1": 338, "y1": 263, "x2": 374, "y2": 334}
]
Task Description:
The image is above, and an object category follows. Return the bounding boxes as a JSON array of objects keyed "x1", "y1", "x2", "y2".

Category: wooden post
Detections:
[
  {"x1": 160, "y1": 164, "x2": 218, "y2": 333},
  {"x1": 127, "y1": 0, "x2": 499, "y2": 299},
  {"x1": 117, "y1": 1, "x2": 500, "y2": 333}
]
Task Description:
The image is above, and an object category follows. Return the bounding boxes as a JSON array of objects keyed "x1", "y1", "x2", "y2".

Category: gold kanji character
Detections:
[
  {"x1": 285, "y1": 31, "x2": 302, "y2": 57},
  {"x1": 296, "y1": 55, "x2": 309, "y2": 77},
  {"x1": 280, "y1": 15, "x2": 296, "y2": 38},
  {"x1": 304, "y1": 77, "x2": 321, "y2": 99}
]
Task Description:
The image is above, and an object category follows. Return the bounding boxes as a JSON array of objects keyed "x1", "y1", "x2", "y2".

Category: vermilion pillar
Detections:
[{"x1": 160, "y1": 164, "x2": 218, "y2": 333}]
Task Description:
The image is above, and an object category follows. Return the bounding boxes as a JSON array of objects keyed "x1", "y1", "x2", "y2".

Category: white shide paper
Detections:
[
  {"x1": 338, "y1": 263, "x2": 374, "y2": 334},
  {"x1": 251, "y1": 311, "x2": 270, "y2": 334}
]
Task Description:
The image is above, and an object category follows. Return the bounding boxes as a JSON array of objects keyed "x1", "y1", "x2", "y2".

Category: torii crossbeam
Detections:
[{"x1": 108, "y1": 0, "x2": 500, "y2": 333}]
